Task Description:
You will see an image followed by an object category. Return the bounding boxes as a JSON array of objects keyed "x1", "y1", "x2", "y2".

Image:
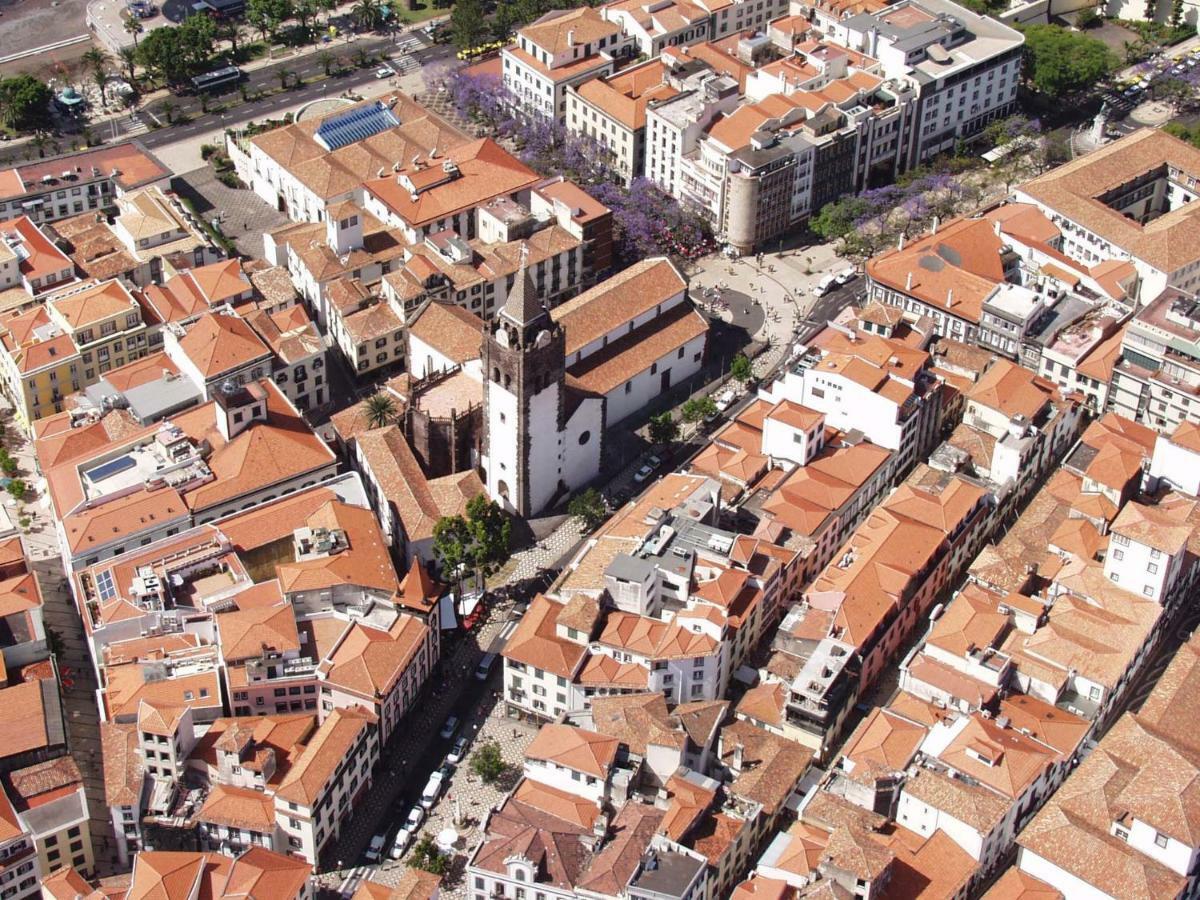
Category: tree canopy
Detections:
[
  {"x1": 432, "y1": 494, "x2": 512, "y2": 591},
  {"x1": 1021, "y1": 25, "x2": 1116, "y2": 98},
  {"x1": 0, "y1": 76, "x2": 53, "y2": 133},
  {"x1": 135, "y1": 15, "x2": 217, "y2": 83},
  {"x1": 567, "y1": 488, "x2": 607, "y2": 530}
]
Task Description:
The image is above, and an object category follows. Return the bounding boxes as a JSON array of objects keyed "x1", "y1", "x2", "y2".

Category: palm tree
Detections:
[
  {"x1": 353, "y1": 0, "x2": 383, "y2": 30},
  {"x1": 117, "y1": 46, "x2": 138, "y2": 84},
  {"x1": 82, "y1": 47, "x2": 111, "y2": 96},
  {"x1": 160, "y1": 99, "x2": 177, "y2": 124},
  {"x1": 364, "y1": 392, "x2": 397, "y2": 428},
  {"x1": 221, "y1": 22, "x2": 245, "y2": 58},
  {"x1": 277, "y1": 68, "x2": 293, "y2": 90},
  {"x1": 318, "y1": 50, "x2": 335, "y2": 75},
  {"x1": 124, "y1": 17, "x2": 144, "y2": 47}
]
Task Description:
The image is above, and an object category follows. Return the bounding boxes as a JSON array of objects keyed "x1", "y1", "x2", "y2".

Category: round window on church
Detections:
[{"x1": 579, "y1": 431, "x2": 591, "y2": 445}]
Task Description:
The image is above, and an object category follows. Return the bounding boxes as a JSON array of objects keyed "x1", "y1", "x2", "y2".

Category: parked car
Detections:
[
  {"x1": 475, "y1": 652, "x2": 498, "y2": 681},
  {"x1": 420, "y1": 770, "x2": 445, "y2": 808},
  {"x1": 816, "y1": 273, "x2": 839, "y2": 296},
  {"x1": 389, "y1": 828, "x2": 413, "y2": 860},
  {"x1": 447, "y1": 734, "x2": 470, "y2": 765},
  {"x1": 365, "y1": 833, "x2": 386, "y2": 863},
  {"x1": 405, "y1": 806, "x2": 424, "y2": 832},
  {"x1": 835, "y1": 267, "x2": 857, "y2": 285},
  {"x1": 439, "y1": 715, "x2": 459, "y2": 740},
  {"x1": 633, "y1": 455, "x2": 662, "y2": 485},
  {"x1": 375, "y1": 65, "x2": 395, "y2": 79}
]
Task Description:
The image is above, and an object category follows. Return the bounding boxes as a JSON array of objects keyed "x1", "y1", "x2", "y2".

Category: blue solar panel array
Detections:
[
  {"x1": 95, "y1": 569, "x2": 116, "y2": 602},
  {"x1": 315, "y1": 102, "x2": 400, "y2": 152},
  {"x1": 86, "y1": 454, "x2": 136, "y2": 483}
]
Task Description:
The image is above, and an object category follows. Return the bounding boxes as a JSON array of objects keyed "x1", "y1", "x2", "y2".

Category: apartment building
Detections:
[
  {"x1": 834, "y1": 0, "x2": 1023, "y2": 167},
  {"x1": 6, "y1": 757, "x2": 94, "y2": 878},
  {"x1": 1110, "y1": 287, "x2": 1200, "y2": 433},
  {"x1": 0, "y1": 216, "x2": 75, "y2": 297},
  {"x1": 502, "y1": 7, "x2": 628, "y2": 125},
  {"x1": 1010, "y1": 632, "x2": 1200, "y2": 899},
  {"x1": 0, "y1": 276, "x2": 159, "y2": 431},
  {"x1": 0, "y1": 142, "x2": 171, "y2": 225},
  {"x1": 565, "y1": 60, "x2": 679, "y2": 183}
]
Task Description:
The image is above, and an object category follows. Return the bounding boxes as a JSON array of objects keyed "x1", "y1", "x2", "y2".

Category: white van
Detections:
[{"x1": 816, "y1": 274, "x2": 839, "y2": 296}]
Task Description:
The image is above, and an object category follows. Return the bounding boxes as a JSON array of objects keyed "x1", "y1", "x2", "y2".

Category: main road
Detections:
[{"x1": 118, "y1": 33, "x2": 453, "y2": 147}]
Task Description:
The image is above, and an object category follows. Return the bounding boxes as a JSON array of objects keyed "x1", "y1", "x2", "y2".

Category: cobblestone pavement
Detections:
[
  {"x1": 370, "y1": 704, "x2": 540, "y2": 898},
  {"x1": 170, "y1": 166, "x2": 290, "y2": 260}
]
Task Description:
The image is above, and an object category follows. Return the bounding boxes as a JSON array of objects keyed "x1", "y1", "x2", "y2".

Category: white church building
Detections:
[{"x1": 408, "y1": 256, "x2": 709, "y2": 517}]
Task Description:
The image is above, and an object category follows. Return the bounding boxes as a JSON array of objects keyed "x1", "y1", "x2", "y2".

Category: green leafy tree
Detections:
[
  {"x1": 0, "y1": 75, "x2": 54, "y2": 133},
  {"x1": 1077, "y1": 6, "x2": 1101, "y2": 27},
  {"x1": 433, "y1": 494, "x2": 512, "y2": 602},
  {"x1": 680, "y1": 396, "x2": 717, "y2": 424},
  {"x1": 648, "y1": 412, "x2": 678, "y2": 446},
  {"x1": 1020, "y1": 24, "x2": 1116, "y2": 98},
  {"x1": 451, "y1": 0, "x2": 486, "y2": 49},
  {"x1": 294, "y1": 0, "x2": 318, "y2": 37},
  {"x1": 810, "y1": 196, "x2": 871, "y2": 242},
  {"x1": 247, "y1": 0, "x2": 295, "y2": 41},
  {"x1": 730, "y1": 353, "x2": 753, "y2": 382},
  {"x1": 470, "y1": 740, "x2": 507, "y2": 784},
  {"x1": 221, "y1": 21, "x2": 246, "y2": 56},
  {"x1": 180, "y1": 14, "x2": 217, "y2": 69},
  {"x1": 568, "y1": 488, "x2": 607, "y2": 530},
  {"x1": 364, "y1": 392, "x2": 397, "y2": 428},
  {"x1": 6, "y1": 480, "x2": 26, "y2": 502},
  {"x1": 409, "y1": 835, "x2": 448, "y2": 875},
  {"x1": 136, "y1": 27, "x2": 191, "y2": 83}
]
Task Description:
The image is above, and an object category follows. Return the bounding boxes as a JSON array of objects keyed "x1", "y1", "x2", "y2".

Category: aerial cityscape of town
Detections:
[{"x1": 0, "y1": 0, "x2": 1199, "y2": 895}]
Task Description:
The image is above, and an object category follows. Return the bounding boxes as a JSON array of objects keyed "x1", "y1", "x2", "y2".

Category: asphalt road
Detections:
[{"x1": 127, "y1": 34, "x2": 451, "y2": 146}]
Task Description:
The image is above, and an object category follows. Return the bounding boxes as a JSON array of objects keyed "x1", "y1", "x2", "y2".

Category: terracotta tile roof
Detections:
[
  {"x1": 589, "y1": 693, "x2": 687, "y2": 753},
  {"x1": 519, "y1": 6, "x2": 620, "y2": 53},
  {"x1": 735, "y1": 680, "x2": 787, "y2": 729},
  {"x1": 183, "y1": 383, "x2": 336, "y2": 514},
  {"x1": 1109, "y1": 496, "x2": 1194, "y2": 555},
  {"x1": 353, "y1": 870, "x2": 441, "y2": 900},
  {"x1": 503, "y1": 595, "x2": 587, "y2": 679},
  {"x1": 998, "y1": 695, "x2": 1088, "y2": 758},
  {"x1": 396, "y1": 557, "x2": 441, "y2": 614},
  {"x1": 408, "y1": 302, "x2": 482, "y2": 364},
  {"x1": 101, "y1": 721, "x2": 144, "y2": 808},
  {"x1": 177, "y1": 313, "x2": 271, "y2": 379},
  {"x1": 838, "y1": 707, "x2": 926, "y2": 785},
  {"x1": 220, "y1": 846, "x2": 311, "y2": 900},
  {"x1": 470, "y1": 777, "x2": 601, "y2": 889},
  {"x1": 553, "y1": 257, "x2": 687, "y2": 355},
  {"x1": 597, "y1": 609, "x2": 718, "y2": 660},
  {"x1": 319, "y1": 613, "x2": 428, "y2": 699},
  {"x1": 137, "y1": 698, "x2": 188, "y2": 737},
  {"x1": 275, "y1": 500, "x2": 401, "y2": 596},
  {"x1": 363, "y1": 139, "x2": 541, "y2": 229},
  {"x1": 103, "y1": 661, "x2": 221, "y2": 721},
  {"x1": 576, "y1": 652, "x2": 648, "y2": 688},
  {"x1": 0, "y1": 679, "x2": 52, "y2": 757},
  {"x1": 576, "y1": 801, "x2": 663, "y2": 896},
  {"x1": 981, "y1": 868, "x2": 1063, "y2": 900},
  {"x1": 719, "y1": 719, "x2": 814, "y2": 815},
  {"x1": 526, "y1": 724, "x2": 618, "y2": 778},
  {"x1": 190, "y1": 714, "x2": 317, "y2": 786},
  {"x1": 573, "y1": 60, "x2": 678, "y2": 131},
  {"x1": 1018, "y1": 128, "x2": 1200, "y2": 274},
  {"x1": 274, "y1": 706, "x2": 376, "y2": 806},
  {"x1": 355, "y1": 425, "x2": 484, "y2": 543},
  {"x1": 660, "y1": 772, "x2": 717, "y2": 841},
  {"x1": 41, "y1": 867, "x2": 102, "y2": 900},
  {"x1": 196, "y1": 784, "x2": 276, "y2": 833},
  {"x1": 967, "y1": 359, "x2": 1055, "y2": 421},
  {"x1": 869, "y1": 825, "x2": 975, "y2": 900},
  {"x1": 566, "y1": 301, "x2": 708, "y2": 395},
  {"x1": 216, "y1": 601, "x2": 300, "y2": 662},
  {"x1": 49, "y1": 278, "x2": 136, "y2": 330},
  {"x1": 126, "y1": 851, "x2": 211, "y2": 900}
]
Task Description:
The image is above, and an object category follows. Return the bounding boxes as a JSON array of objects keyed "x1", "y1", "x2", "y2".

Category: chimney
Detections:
[
  {"x1": 731, "y1": 742, "x2": 744, "y2": 773},
  {"x1": 898, "y1": 233, "x2": 905, "y2": 251},
  {"x1": 567, "y1": 28, "x2": 576, "y2": 47},
  {"x1": 931, "y1": 216, "x2": 939, "y2": 235},
  {"x1": 994, "y1": 219, "x2": 1002, "y2": 236},
  {"x1": 946, "y1": 288, "x2": 954, "y2": 308},
  {"x1": 906, "y1": 271, "x2": 913, "y2": 291}
]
